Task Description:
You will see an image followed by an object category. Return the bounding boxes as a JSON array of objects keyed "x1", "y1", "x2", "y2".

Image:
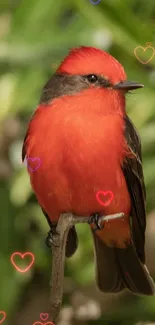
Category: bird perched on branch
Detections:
[{"x1": 22, "y1": 46, "x2": 155, "y2": 296}]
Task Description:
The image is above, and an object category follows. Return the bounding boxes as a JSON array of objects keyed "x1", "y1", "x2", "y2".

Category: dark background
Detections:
[{"x1": 0, "y1": 0, "x2": 155, "y2": 324}]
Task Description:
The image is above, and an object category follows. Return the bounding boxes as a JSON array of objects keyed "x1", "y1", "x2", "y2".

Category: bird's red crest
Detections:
[{"x1": 57, "y1": 46, "x2": 126, "y2": 84}]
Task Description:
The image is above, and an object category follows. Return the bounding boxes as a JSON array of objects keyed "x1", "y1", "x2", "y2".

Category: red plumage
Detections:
[{"x1": 23, "y1": 46, "x2": 155, "y2": 295}]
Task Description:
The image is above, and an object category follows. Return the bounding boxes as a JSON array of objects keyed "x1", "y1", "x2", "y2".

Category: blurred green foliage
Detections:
[{"x1": 0, "y1": 0, "x2": 155, "y2": 324}]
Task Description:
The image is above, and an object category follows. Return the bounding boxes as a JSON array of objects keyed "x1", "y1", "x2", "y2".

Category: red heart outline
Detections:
[
  {"x1": 32, "y1": 322, "x2": 55, "y2": 325},
  {"x1": 0, "y1": 311, "x2": 6, "y2": 324},
  {"x1": 40, "y1": 313, "x2": 49, "y2": 321},
  {"x1": 96, "y1": 190, "x2": 114, "y2": 207},
  {"x1": 10, "y1": 252, "x2": 35, "y2": 273},
  {"x1": 134, "y1": 43, "x2": 155, "y2": 64}
]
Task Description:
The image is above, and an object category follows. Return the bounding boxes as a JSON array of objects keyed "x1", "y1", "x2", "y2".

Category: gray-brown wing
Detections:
[{"x1": 122, "y1": 115, "x2": 146, "y2": 263}]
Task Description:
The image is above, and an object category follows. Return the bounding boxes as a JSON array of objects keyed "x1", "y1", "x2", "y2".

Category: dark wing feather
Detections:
[
  {"x1": 122, "y1": 115, "x2": 146, "y2": 263},
  {"x1": 22, "y1": 133, "x2": 27, "y2": 161}
]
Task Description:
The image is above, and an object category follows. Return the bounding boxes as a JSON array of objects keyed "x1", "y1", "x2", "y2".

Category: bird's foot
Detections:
[
  {"x1": 88, "y1": 212, "x2": 104, "y2": 232},
  {"x1": 45, "y1": 224, "x2": 60, "y2": 248}
]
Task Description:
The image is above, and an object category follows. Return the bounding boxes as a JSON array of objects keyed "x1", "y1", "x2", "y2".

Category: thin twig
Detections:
[{"x1": 48, "y1": 212, "x2": 125, "y2": 324}]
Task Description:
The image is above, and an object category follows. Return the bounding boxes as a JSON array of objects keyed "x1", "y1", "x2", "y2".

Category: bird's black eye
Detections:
[{"x1": 86, "y1": 74, "x2": 98, "y2": 83}]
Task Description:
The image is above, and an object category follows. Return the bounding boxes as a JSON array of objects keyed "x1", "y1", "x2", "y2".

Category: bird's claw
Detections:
[
  {"x1": 88, "y1": 213, "x2": 104, "y2": 232},
  {"x1": 45, "y1": 226, "x2": 60, "y2": 248}
]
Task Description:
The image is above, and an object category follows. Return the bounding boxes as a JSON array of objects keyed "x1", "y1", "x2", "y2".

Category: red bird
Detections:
[{"x1": 22, "y1": 46, "x2": 155, "y2": 295}]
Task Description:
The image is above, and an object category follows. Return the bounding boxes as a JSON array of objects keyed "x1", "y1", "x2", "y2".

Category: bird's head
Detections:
[
  {"x1": 41, "y1": 46, "x2": 143, "y2": 115},
  {"x1": 57, "y1": 46, "x2": 143, "y2": 93}
]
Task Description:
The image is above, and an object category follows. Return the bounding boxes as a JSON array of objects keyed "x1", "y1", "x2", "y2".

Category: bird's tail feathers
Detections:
[{"x1": 92, "y1": 231, "x2": 155, "y2": 296}]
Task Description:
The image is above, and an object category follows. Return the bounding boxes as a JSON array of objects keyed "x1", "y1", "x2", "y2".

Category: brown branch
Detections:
[{"x1": 48, "y1": 212, "x2": 125, "y2": 324}]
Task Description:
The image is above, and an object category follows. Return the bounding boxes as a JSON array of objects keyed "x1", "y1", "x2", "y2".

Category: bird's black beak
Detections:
[{"x1": 113, "y1": 80, "x2": 144, "y2": 91}]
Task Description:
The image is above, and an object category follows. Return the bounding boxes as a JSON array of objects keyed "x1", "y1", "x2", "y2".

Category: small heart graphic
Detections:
[
  {"x1": 0, "y1": 311, "x2": 6, "y2": 324},
  {"x1": 11, "y1": 252, "x2": 35, "y2": 273},
  {"x1": 96, "y1": 190, "x2": 114, "y2": 207},
  {"x1": 40, "y1": 313, "x2": 49, "y2": 321},
  {"x1": 52, "y1": 63, "x2": 58, "y2": 68},
  {"x1": 90, "y1": 0, "x2": 100, "y2": 4},
  {"x1": 25, "y1": 157, "x2": 41, "y2": 172},
  {"x1": 33, "y1": 322, "x2": 54, "y2": 325},
  {"x1": 134, "y1": 42, "x2": 155, "y2": 64}
]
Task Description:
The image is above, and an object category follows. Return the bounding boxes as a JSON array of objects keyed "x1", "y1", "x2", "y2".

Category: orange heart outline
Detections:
[
  {"x1": 134, "y1": 42, "x2": 155, "y2": 64},
  {"x1": 51, "y1": 63, "x2": 58, "y2": 68},
  {"x1": 96, "y1": 190, "x2": 114, "y2": 207},
  {"x1": 10, "y1": 252, "x2": 35, "y2": 273},
  {"x1": 0, "y1": 311, "x2": 6, "y2": 324}
]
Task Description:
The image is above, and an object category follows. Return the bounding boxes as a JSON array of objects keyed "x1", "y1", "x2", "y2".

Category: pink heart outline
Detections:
[
  {"x1": 0, "y1": 311, "x2": 6, "y2": 324},
  {"x1": 40, "y1": 313, "x2": 49, "y2": 321},
  {"x1": 25, "y1": 157, "x2": 41, "y2": 172},
  {"x1": 96, "y1": 190, "x2": 114, "y2": 207},
  {"x1": 10, "y1": 252, "x2": 35, "y2": 273}
]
